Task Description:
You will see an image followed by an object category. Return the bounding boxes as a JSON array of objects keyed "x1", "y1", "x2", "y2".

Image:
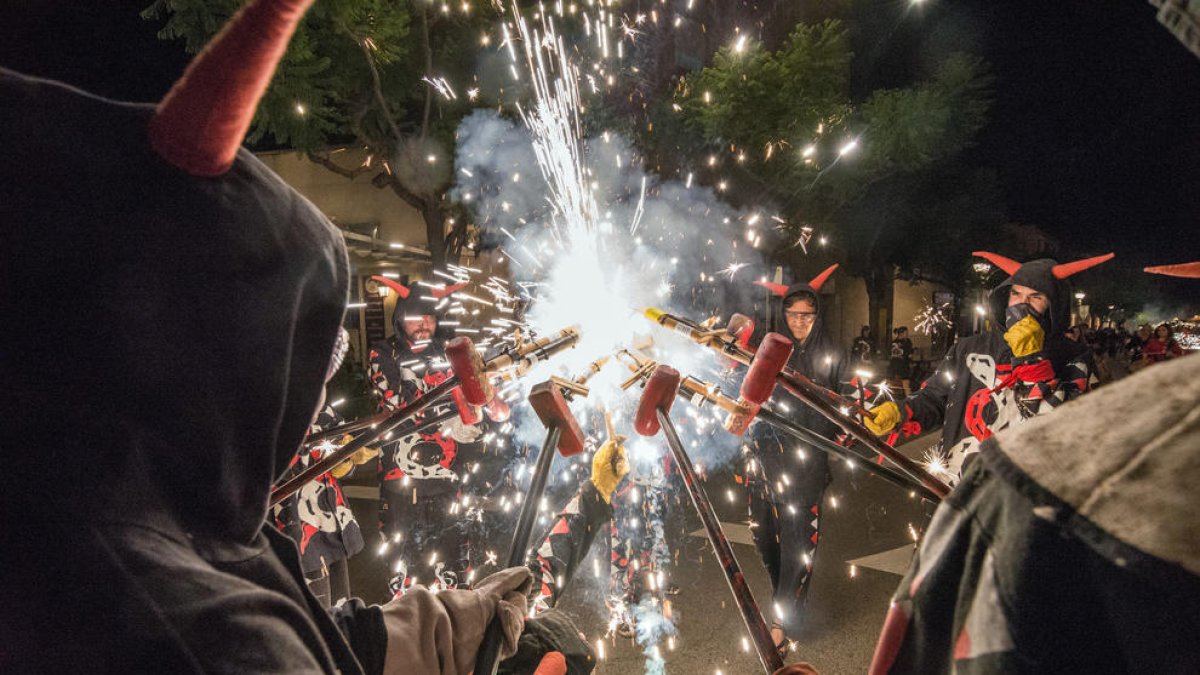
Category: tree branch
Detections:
[
  {"x1": 354, "y1": 34, "x2": 405, "y2": 144},
  {"x1": 374, "y1": 172, "x2": 427, "y2": 212},
  {"x1": 419, "y1": 6, "x2": 434, "y2": 139},
  {"x1": 444, "y1": 212, "x2": 470, "y2": 258},
  {"x1": 306, "y1": 151, "x2": 375, "y2": 180}
]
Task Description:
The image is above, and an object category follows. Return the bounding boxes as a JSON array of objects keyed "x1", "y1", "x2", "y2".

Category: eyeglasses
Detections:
[{"x1": 784, "y1": 311, "x2": 817, "y2": 323}]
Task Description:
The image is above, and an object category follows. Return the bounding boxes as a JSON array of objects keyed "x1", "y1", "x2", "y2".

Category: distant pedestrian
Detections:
[
  {"x1": 851, "y1": 325, "x2": 874, "y2": 366},
  {"x1": 887, "y1": 326, "x2": 914, "y2": 395},
  {"x1": 1143, "y1": 323, "x2": 1184, "y2": 364}
]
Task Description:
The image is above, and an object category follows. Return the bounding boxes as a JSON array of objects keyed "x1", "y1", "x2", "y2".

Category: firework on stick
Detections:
[
  {"x1": 724, "y1": 332, "x2": 793, "y2": 436},
  {"x1": 616, "y1": 347, "x2": 942, "y2": 501},
  {"x1": 272, "y1": 328, "x2": 581, "y2": 504},
  {"x1": 474, "y1": 380, "x2": 586, "y2": 675},
  {"x1": 634, "y1": 365, "x2": 785, "y2": 674},
  {"x1": 643, "y1": 308, "x2": 950, "y2": 500}
]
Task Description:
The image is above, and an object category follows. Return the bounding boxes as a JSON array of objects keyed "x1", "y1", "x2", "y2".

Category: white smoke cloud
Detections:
[{"x1": 453, "y1": 109, "x2": 772, "y2": 470}]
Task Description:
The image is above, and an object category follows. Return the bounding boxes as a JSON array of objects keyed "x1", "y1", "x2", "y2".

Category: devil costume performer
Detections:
[
  {"x1": 0, "y1": 1, "x2": 571, "y2": 672},
  {"x1": 870, "y1": 352, "x2": 1200, "y2": 674},
  {"x1": 273, "y1": 403, "x2": 366, "y2": 608},
  {"x1": 604, "y1": 450, "x2": 688, "y2": 636},
  {"x1": 747, "y1": 264, "x2": 848, "y2": 637},
  {"x1": 367, "y1": 274, "x2": 494, "y2": 592},
  {"x1": 868, "y1": 252, "x2": 1112, "y2": 481}
]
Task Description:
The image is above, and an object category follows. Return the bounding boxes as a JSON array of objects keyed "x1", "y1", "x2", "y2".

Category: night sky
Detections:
[{"x1": 3, "y1": 0, "x2": 1197, "y2": 307}]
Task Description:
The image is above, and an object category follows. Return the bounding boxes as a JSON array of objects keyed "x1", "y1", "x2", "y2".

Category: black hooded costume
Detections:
[
  {"x1": 746, "y1": 264, "x2": 849, "y2": 634},
  {"x1": 273, "y1": 404, "x2": 366, "y2": 607},
  {"x1": 891, "y1": 251, "x2": 1111, "y2": 480},
  {"x1": 367, "y1": 274, "x2": 494, "y2": 592},
  {"x1": 0, "y1": 1, "x2": 571, "y2": 672},
  {"x1": 0, "y1": 23, "x2": 374, "y2": 675},
  {"x1": 871, "y1": 353, "x2": 1200, "y2": 674}
]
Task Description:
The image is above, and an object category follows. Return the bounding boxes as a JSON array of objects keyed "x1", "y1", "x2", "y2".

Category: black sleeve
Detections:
[
  {"x1": 901, "y1": 340, "x2": 960, "y2": 434},
  {"x1": 528, "y1": 481, "x2": 613, "y2": 607},
  {"x1": 328, "y1": 599, "x2": 387, "y2": 675}
]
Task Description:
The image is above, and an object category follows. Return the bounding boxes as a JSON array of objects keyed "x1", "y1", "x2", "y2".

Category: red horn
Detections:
[
  {"x1": 149, "y1": 0, "x2": 315, "y2": 176},
  {"x1": 972, "y1": 251, "x2": 1023, "y2": 276},
  {"x1": 371, "y1": 275, "x2": 411, "y2": 300},
  {"x1": 1144, "y1": 262, "x2": 1200, "y2": 279},
  {"x1": 753, "y1": 280, "x2": 790, "y2": 297},
  {"x1": 808, "y1": 263, "x2": 839, "y2": 292},
  {"x1": 432, "y1": 281, "x2": 470, "y2": 299},
  {"x1": 1052, "y1": 253, "x2": 1115, "y2": 279}
]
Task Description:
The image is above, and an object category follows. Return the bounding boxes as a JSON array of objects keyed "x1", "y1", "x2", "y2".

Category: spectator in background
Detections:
[
  {"x1": 1143, "y1": 323, "x2": 1184, "y2": 364},
  {"x1": 888, "y1": 326, "x2": 915, "y2": 395},
  {"x1": 1098, "y1": 327, "x2": 1131, "y2": 382},
  {"x1": 851, "y1": 325, "x2": 874, "y2": 366},
  {"x1": 1126, "y1": 324, "x2": 1153, "y2": 370}
]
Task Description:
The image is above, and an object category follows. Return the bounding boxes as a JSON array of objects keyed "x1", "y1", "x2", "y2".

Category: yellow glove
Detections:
[
  {"x1": 1003, "y1": 313, "x2": 1045, "y2": 359},
  {"x1": 330, "y1": 437, "x2": 381, "y2": 479},
  {"x1": 590, "y1": 437, "x2": 630, "y2": 503},
  {"x1": 864, "y1": 401, "x2": 900, "y2": 436}
]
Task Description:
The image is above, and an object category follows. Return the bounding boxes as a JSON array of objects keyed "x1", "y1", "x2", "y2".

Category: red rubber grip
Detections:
[
  {"x1": 741, "y1": 332, "x2": 792, "y2": 405},
  {"x1": 528, "y1": 382, "x2": 585, "y2": 457},
  {"x1": 450, "y1": 386, "x2": 482, "y2": 425},
  {"x1": 483, "y1": 397, "x2": 511, "y2": 423},
  {"x1": 635, "y1": 365, "x2": 681, "y2": 436},
  {"x1": 727, "y1": 313, "x2": 755, "y2": 345},
  {"x1": 445, "y1": 337, "x2": 493, "y2": 405},
  {"x1": 723, "y1": 402, "x2": 761, "y2": 437}
]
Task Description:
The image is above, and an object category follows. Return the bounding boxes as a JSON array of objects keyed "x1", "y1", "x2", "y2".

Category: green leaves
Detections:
[
  {"x1": 680, "y1": 21, "x2": 851, "y2": 154},
  {"x1": 143, "y1": 0, "x2": 429, "y2": 152},
  {"x1": 860, "y1": 53, "x2": 991, "y2": 173},
  {"x1": 663, "y1": 16, "x2": 998, "y2": 296}
]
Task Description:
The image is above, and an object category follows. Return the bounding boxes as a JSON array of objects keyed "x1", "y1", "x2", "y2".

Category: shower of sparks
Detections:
[
  {"x1": 923, "y1": 449, "x2": 952, "y2": 478},
  {"x1": 421, "y1": 75, "x2": 458, "y2": 100},
  {"x1": 370, "y1": 4, "x2": 886, "y2": 672},
  {"x1": 718, "y1": 261, "x2": 750, "y2": 280},
  {"x1": 914, "y1": 301, "x2": 955, "y2": 336}
]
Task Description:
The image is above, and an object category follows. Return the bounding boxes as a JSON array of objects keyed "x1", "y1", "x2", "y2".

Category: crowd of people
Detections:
[
  {"x1": 855, "y1": 315, "x2": 1188, "y2": 394},
  {"x1": 3, "y1": 0, "x2": 1197, "y2": 673},
  {"x1": 1066, "y1": 321, "x2": 1187, "y2": 382}
]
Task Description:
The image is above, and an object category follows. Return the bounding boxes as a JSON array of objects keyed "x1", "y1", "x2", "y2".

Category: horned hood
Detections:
[
  {"x1": 371, "y1": 274, "x2": 468, "y2": 342},
  {"x1": 0, "y1": 0, "x2": 346, "y2": 543},
  {"x1": 975, "y1": 251, "x2": 1115, "y2": 337},
  {"x1": 755, "y1": 263, "x2": 840, "y2": 374}
]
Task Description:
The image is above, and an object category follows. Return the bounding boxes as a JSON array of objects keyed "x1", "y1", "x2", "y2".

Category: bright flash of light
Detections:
[
  {"x1": 923, "y1": 449, "x2": 952, "y2": 478},
  {"x1": 718, "y1": 262, "x2": 749, "y2": 280}
]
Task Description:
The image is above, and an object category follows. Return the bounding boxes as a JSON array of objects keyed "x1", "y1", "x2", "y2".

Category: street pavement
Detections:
[{"x1": 346, "y1": 432, "x2": 943, "y2": 674}]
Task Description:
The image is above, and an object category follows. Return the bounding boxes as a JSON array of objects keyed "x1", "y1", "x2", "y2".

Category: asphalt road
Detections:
[{"x1": 345, "y1": 432, "x2": 942, "y2": 674}]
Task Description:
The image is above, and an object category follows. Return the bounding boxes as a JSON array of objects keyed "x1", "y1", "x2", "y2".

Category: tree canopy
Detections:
[
  {"x1": 661, "y1": 20, "x2": 998, "y2": 342},
  {"x1": 144, "y1": 0, "x2": 496, "y2": 266}
]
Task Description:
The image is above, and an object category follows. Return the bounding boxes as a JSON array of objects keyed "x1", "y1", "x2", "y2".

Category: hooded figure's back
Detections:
[{"x1": 0, "y1": 0, "x2": 359, "y2": 670}]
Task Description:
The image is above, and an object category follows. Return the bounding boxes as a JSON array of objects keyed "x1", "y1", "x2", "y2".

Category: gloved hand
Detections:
[
  {"x1": 590, "y1": 437, "x2": 630, "y2": 503},
  {"x1": 864, "y1": 401, "x2": 900, "y2": 436},
  {"x1": 330, "y1": 435, "x2": 380, "y2": 479},
  {"x1": 380, "y1": 566, "x2": 532, "y2": 675},
  {"x1": 1003, "y1": 303, "x2": 1048, "y2": 360},
  {"x1": 497, "y1": 609, "x2": 594, "y2": 675}
]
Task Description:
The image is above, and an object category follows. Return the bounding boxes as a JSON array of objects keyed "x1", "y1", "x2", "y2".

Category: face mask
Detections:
[{"x1": 1005, "y1": 302, "x2": 1048, "y2": 332}]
